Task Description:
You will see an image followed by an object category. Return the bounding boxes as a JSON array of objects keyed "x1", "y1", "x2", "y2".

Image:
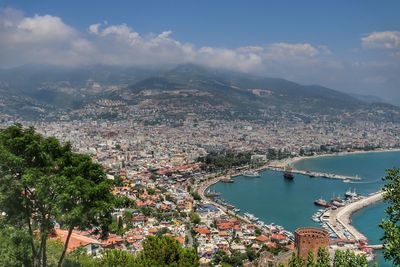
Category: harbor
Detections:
[
  {"x1": 209, "y1": 150, "x2": 400, "y2": 266},
  {"x1": 331, "y1": 191, "x2": 384, "y2": 242},
  {"x1": 310, "y1": 191, "x2": 384, "y2": 243},
  {"x1": 196, "y1": 174, "x2": 296, "y2": 242}
]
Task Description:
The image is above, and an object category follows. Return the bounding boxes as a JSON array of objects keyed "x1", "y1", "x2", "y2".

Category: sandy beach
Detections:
[{"x1": 270, "y1": 147, "x2": 400, "y2": 169}]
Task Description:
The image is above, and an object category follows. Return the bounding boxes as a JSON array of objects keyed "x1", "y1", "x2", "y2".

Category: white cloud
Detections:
[
  {"x1": 1, "y1": 8, "x2": 400, "y2": 103},
  {"x1": 16, "y1": 14, "x2": 74, "y2": 42},
  {"x1": 158, "y1": 30, "x2": 172, "y2": 39},
  {"x1": 0, "y1": 8, "x2": 333, "y2": 73},
  {"x1": 362, "y1": 31, "x2": 400, "y2": 50},
  {"x1": 267, "y1": 43, "x2": 319, "y2": 58},
  {"x1": 88, "y1": 23, "x2": 100, "y2": 34},
  {"x1": 0, "y1": 8, "x2": 95, "y2": 66}
]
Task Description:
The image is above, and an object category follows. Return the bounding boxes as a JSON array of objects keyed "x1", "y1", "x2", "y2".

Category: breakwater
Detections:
[
  {"x1": 268, "y1": 166, "x2": 361, "y2": 180},
  {"x1": 325, "y1": 191, "x2": 384, "y2": 242}
]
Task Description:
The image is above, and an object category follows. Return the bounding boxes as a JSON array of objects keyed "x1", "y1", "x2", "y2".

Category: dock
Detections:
[
  {"x1": 324, "y1": 191, "x2": 384, "y2": 242},
  {"x1": 268, "y1": 166, "x2": 361, "y2": 180}
]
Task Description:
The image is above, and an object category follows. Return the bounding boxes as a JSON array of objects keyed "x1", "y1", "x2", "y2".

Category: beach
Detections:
[{"x1": 283, "y1": 148, "x2": 400, "y2": 167}]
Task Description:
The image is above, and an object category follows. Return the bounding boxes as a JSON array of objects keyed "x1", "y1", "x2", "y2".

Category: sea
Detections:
[{"x1": 210, "y1": 151, "x2": 400, "y2": 266}]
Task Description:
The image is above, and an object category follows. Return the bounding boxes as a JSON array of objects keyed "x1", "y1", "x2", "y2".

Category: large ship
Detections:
[
  {"x1": 243, "y1": 171, "x2": 261, "y2": 177},
  {"x1": 283, "y1": 165, "x2": 295, "y2": 180},
  {"x1": 283, "y1": 171, "x2": 295, "y2": 180},
  {"x1": 314, "y1": 198, "x2": 332, "y2": 207}
]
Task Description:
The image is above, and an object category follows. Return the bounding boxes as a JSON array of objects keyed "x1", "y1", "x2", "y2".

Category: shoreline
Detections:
[
  {"x1": 198, "y1": 148, "x2": 397, "y2": 249},
  {"x1": 202, "y1": 146, "x2": 399, "y2": 193},
  {"x1": 282, "y1": 147, "x2": 400, "y2": 167}
]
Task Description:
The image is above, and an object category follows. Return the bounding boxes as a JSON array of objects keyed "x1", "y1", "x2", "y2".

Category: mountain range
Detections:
[{"x1": 0, "y1": 64, "x2": 398, "y2": 122}]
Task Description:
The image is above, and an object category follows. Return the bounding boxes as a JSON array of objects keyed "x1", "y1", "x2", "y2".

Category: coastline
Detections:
[
  {"x1": 200, "y1": 147, "x2": 398, "y2": 199},
  {"x1": 282, "y1": 147, "x2": 400, "y2": 167},
  {"x1": 197, "y1": 148, "x2": 397, "y2": 251}
]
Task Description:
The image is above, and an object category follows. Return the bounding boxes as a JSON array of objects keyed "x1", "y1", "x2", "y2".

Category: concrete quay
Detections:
[
  {"x1": 268, "y1": 166, "x2": 362, "y2": 181},
  {"x1": 326, "y1": 191, "x2": 384, "y2": 242}
]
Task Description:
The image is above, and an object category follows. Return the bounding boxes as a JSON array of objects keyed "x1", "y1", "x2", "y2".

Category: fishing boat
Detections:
[{"x1": 314, "y1": 198, "x2": 332, "y2": 207}]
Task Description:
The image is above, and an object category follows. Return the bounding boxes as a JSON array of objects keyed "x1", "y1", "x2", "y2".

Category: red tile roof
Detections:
[
  {"x1": 55, "y1": 229, "x2": 100, "y2": 252},
  {"x1": 193, "y1": 227, "x2": 211, "y2": 235},
  {"x1": 255, "y1": 235, "x2": 269, "y2": 242}
]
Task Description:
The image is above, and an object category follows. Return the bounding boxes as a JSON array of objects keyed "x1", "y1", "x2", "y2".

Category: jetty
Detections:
[
  {"x1": 324, "y1": 191, "x2": 384, "y2": 242},
  {"x1": 268, "y1": 166, "x2": 361, "y2": 181}
]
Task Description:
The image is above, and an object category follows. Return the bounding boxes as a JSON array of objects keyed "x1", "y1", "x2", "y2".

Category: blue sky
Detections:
[
  {"x1": 0, "y1": 1, "x2": 399, "y2": 103},
  {"x1": 4, "y1": 1, "x2": 399, "y2": 50}
]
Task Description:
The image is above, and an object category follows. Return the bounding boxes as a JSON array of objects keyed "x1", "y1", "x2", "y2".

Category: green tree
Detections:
[
  {"x1": 138, "y1": 235, "x2": 199, "y2": 266},
  {"x1": 0, "y1": 222, "x2": 32, "y2": 267},
  {"x1": 316, "y1": 247, "x2": 330, "y2": 267},
  {"x1": 288, "y1": 253, "x2": 304, "y2": 267},
  {"x1": 333, "y1": 249, "x2": 346, "y2": 267},
  {"x1": 0, "y1": 125, "x2": 115, "y2": 267},
  {"x1": 254, "y1": 228, "x2": 262, "y2": 236},
  {"x1": 190, "y1": 212, "x2": 201, "y2": 225},
  {"x1": 212, "y1": 250, "x2": 226, "y2": 265},
  {"x1": 306, "y1": 251, "x2": 315, "y2": 267},
  {"x1": 53, "y1": 144, "x2": 115, "y2": 267},
  {"x1": 380, "y1": 168, "x2": 400, "y2": 266},
  {"x1": 190, "y1": 191, "x2": 201, "y2": 201},
  {"x1": 97, "y1": 249, "x2": 137, "y2": 267},
  {"x1": 333, "y1": 249, "x2": 368, "y2": 267},
  {"x1": 246, "y1": 246, "x2": 256, "y2": 262}
]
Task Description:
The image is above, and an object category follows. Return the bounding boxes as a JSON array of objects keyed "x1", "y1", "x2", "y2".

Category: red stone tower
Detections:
[{"x1": 295, "y1": 227, "x2": 329, "y2": 261}]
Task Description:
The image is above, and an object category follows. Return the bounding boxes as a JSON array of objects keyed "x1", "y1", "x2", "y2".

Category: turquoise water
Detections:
[
  {"x1": 211, "y1": 151, "x2": 400, "y2": 266},
  {"x1": 352, "y1": 202, "x2": 390, "y2": 266}
]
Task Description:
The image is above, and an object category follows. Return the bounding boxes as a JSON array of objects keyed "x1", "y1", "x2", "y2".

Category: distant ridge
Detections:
[{"x1": 0, "y1": 63, "x2": 399, "y2": 122}]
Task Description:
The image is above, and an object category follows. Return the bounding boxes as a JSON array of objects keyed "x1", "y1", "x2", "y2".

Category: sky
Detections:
[{"x1": 0, "y1": 0, "x2": 399, "y2": 103}]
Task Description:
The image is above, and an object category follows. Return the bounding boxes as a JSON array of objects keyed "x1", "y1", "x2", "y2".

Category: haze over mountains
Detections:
[{"x1": 0, "y1": 64, "x2": 398, "y2": 122}]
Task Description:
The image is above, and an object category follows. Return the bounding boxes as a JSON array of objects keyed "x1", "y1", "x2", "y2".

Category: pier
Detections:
[
  {"x1": 324, "y1": 191, "x2": 384, "y2": 242},
  {"x1": 267, "y1": 166, "x2": 362, "y2": 180}
]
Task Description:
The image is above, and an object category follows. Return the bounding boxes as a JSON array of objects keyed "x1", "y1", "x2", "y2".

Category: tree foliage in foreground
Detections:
[
  {"x1": 62, "y1": 235, "x2": 198, "y2": 267},
  {"x1": 0, "y1": 124, "x2": 115, "y2": 267},
  {"x1": 281, "y1": 248, "x2": 368, "y2": 267},
  {"x1": 381, "y1": 168, "x2": 400, "y2": 266},
  {"x1": 333, "y1": 249, "x2": 368, "y2": 267}
]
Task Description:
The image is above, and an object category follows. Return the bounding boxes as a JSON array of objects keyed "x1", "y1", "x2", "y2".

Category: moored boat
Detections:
[
  {"x1": 314, "y1": 198, "x2": 332, "y2": 207},
  {"x1": 345, "y1": 188, "x2": 357, "y2": 198}
]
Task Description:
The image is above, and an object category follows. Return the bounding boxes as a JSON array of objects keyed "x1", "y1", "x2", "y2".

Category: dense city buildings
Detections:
[{"x1": 0, "y1": 114, "x2": 396, "y2": 265}]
